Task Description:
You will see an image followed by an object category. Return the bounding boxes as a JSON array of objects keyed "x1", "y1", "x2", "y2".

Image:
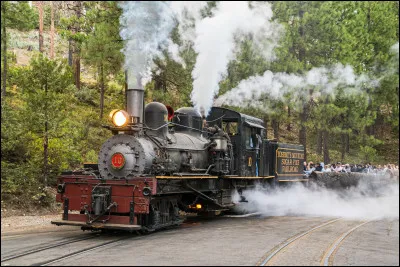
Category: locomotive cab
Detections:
[{"x1": 206, "y1": 107, "x2": 265, "y2": 177}]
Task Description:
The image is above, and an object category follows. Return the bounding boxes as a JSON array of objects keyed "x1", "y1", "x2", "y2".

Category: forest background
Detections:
[{"x1": 1, "y1": 1, "x2": 399, "y2": 210}]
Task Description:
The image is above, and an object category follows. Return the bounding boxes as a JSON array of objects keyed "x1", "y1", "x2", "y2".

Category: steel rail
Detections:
[
  {"x1": 36, "y1": 235, "x2": 138, "y2": 266},
  {"x1": 321, "y1": 220, "x2": 371, "y2": 266},
  {"x1": 1, "y1": 229, "x2": 79, "y2": 240},
  {"x1": 258, "y1": 218, "x2": 342, "y2": 266},
  {"x1": 1, "y1": 235, "x2": 98, "y2": 262}
]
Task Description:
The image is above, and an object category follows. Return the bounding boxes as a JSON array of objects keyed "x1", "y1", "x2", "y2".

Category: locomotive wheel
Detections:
[{"x1": 142, "y1": 196, "x2": 183, "y2": 232}]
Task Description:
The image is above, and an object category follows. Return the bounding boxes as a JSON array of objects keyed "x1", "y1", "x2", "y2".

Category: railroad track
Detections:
[
  {"x1": 2, "y1": 218, "x2": 204, "y2": 266},
  {"x1": 257, "y1": 218, "x2": 371, "y2": 266},
  {"x1": 1, "y1": 234, "x2": 99, "y2": 262},
  {"x1": 35, "y1": 235, "x2": 136, "y2": 266},
  {"x1": 1, "y1": 232, "x2": 139, "y2": 266},
  {"x1": 320, "y1": 221, "x2": 371, "y2": 266},
  {"x1": 1, "y1": 229, "x2": 80, "y2": 240}
]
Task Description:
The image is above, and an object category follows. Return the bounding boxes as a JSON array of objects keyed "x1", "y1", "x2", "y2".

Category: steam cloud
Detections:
[
  {"x1": 233, "y1": 178, "x2": 399, "y2": 220},
  {"x1": 119, "y1": 2, "x2": 396, "y2": 115},
  {"x1": 215, "y1": 63, "x2": 378, "y2": 111},
  {"x1": 119, "y1": 1, "x2": 283, "y2": 114},
  {"x1": 119, "y1": 1, "x2": 176, "y2": 86},
  {"x1": 391, "y1": 42, "x2": 399, "y2": 57},
  {"x1": 184, "y1": 1, "x2": 283, "y2": 115}
]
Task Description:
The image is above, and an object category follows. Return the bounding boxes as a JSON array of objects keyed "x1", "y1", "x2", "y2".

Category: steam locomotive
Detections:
[{"x1": 52, "y1": 82, "x2": 305, "y2": 232}]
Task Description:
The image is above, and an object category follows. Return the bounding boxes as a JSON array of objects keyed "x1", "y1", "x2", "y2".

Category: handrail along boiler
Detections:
[{"x1": 52, "y1": 75, "x2": 305, "y2": 232}]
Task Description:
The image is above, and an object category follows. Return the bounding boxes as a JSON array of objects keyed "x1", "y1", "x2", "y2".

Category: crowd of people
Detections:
[{"x1": 303, "y1": 161, "x2": 399, "y2": 177}]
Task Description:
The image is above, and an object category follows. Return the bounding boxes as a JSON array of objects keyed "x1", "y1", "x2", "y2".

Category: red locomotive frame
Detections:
[{"x1": 53, "y1": 174, "x2": 156, "y2": 231}]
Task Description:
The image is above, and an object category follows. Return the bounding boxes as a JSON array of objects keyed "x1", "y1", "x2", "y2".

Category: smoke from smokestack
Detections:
[{"x1": 119, "y1": 1, "x2": 176, "y2": 87}]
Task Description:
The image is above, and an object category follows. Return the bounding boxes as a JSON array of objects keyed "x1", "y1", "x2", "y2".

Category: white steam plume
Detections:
[
  {"x1": 389, "y1": 42, "x2": 399, "y2": 74},
  {"x1": 119, "y1": 1, "x2": 176, "y2": 86},
  {"x1": 215, "y1": 63, "x2": 377, "y2": 111},
  {"x1": 165, "y1": 2, "x2": 208, "y2": 67},
  {"x1": 185, "y1": 1, "x2": 283, "y2": 115},
  {"x1": 119, "y1": 1, "x2": 283, "y2": 110},
  {"x1": 233, "y1": 179, "x2": 399, "y2": 220},
  {"x1": 391, "y1": 42, "x2": 399, "y2": 57}
]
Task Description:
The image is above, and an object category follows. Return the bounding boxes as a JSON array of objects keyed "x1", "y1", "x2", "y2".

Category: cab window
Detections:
[
  {"x1": 245, "y1": 126, "x2": 255, "y2": 148},
  {"x1": 222, "y1": 121, "x2": 238, "y2": 136}
]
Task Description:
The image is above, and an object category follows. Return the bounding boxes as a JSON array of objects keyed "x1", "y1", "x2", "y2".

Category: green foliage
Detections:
[
  {"x1": 359, "y1": 145, "x2": 378, "y2": 163},
  {"x1": 82, "y1": 1, "x2": 123, "y2": 73},
  {"x1": 148, "y1": 54, "x2": 193, "y2": 108},
  {"x1": 2, "y1": 1, "x2": 38, "y2": 31},
  {"x1": 79, "y1": 1, "x2": 124, "y2": 118},
  {"x1": 2, "y1": 1, "x2": 399, "y2": 211}
]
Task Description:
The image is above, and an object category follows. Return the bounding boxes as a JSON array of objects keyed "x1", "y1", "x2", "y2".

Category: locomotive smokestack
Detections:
[{"x1": 126, "y1": 69, "x2": 144, "y2": 124}]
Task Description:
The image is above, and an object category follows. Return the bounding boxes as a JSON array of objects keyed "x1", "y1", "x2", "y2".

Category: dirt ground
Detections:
[
  {"x1": 1, "y1": 202, "x2": 63, "y2": 235},
  {"x1": 1, "y1": 213, "x2": 62, "y2": 235}
]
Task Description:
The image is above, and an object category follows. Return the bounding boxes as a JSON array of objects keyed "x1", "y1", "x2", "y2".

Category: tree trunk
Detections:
[
  {"x1": 323, "y1": 130, "x2": 330, "y2": 164},
  {"x1": 345, "y1": 134, "x2": 350, "y2": 154},
  {"x1": 43, "y1": 83, "x2": 48, "y2": 186},
  {"x1": 263, "y1": 116, "x2": 268, "y2": 139},
  {"x1": 75, "y1": 57, "x2": 80, "y2": 90},
  {"x1": 316, "y1": 131, "x2": 322, "y2": 154},
  {"x1": 68, "y1": 38, "x2": 73, "y2": 66},
  {"x1": 50, "y1": 1, "x2": 54, "y2": 59},
  {"x1": 1, "y1": 1, "x2": 6, "y2": 99},
  {"x1": 341, "y1": 134, "x2": 346, "y2": 161},
  {"x1": 299, "y1": 103, "x2": 308, "y2": 161},
  {"x1": 298, "y1": 2, "x2": 306, "y2": 69},
  {"x1": 272, "y1": 119, "x2": 279, "y2": 141},
  {"x1": 287, "y1": 106, "x2": 291, "y2": 131},
  {"x1": 43, "y1": 121, "x2": 48, "y2": 186},
  {"x1": 366, "y1": 125, "x2": 374, "y2": 136},
  {"x1": 74, "y1": 1, "x2": 82, "y2": 90},
  {"x1": 298, "y1": 2, "x2": 307, "y2": 161},
  {"x1": 99, "y1": 64, "x2": 105, "y2": 119},
  {"x1": 38, "y1": 1, "x2": 44, "y2": 53}
]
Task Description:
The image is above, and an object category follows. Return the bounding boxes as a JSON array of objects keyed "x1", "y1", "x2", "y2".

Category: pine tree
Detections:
[
  {"x1": 81, "y1": 1, "x2": 123, "y2": 119},
  {"x1": 1, "y1": 1, "x2": 37, "y2": 99}
]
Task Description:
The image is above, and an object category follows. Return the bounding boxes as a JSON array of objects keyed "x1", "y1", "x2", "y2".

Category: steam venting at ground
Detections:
[
  {"x1": 119, "y1": 1, "x2": 176, "y2": 86},
  {"x1": 215, "y1": 63, "x2": 378, "y2": 112},
  {"x1": 232, "y1": 178, "x2": 399, "y2": 220}
]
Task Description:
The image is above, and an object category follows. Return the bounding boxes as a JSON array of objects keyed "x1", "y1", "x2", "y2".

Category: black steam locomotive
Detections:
[{"x1": 52, "y1": 85, "x2": 305, "y2": 232}]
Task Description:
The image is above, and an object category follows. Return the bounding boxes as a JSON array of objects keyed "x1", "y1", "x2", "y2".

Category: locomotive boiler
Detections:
[{"x1": 52, "y1": 77, "x2": 306, "y2": 232}]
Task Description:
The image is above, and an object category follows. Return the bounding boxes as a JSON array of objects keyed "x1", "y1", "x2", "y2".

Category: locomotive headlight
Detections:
[{"x1": 109, "y1": 109, "x2": 129, "y2": 127}]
